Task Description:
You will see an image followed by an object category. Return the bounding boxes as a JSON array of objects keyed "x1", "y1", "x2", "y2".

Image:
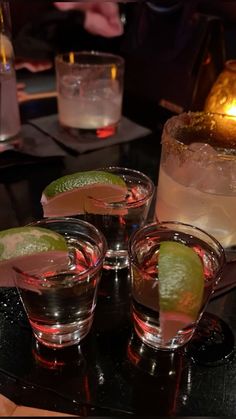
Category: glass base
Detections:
[
  {"x1": 103, "y1": 249, "x2": 129, "y2": 270},
  {"x1": 60, "y1": 123, "x2": 118, "y2": 140},
  {"x1": 30, "y1": 314, "x2": 93, "y2": 349},
  {"x1": 132, "y1": 305, "x2": 195, "y2": 351},
  {"x1": 127, "y1": 332, "x2": 187, "y2": 376},
  {"x1": 0, "y1": 130, "x2": 21, "y2": 145}
]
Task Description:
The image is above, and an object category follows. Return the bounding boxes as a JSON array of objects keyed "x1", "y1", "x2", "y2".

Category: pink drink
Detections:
[
  {"x1": 129, "y1": 222, "x2": 225, "y2": 350},
  {"x1": 14, "y1": 218, "x2": 106, "y2": 348},
  {"x1": 81, "y1": 167, "x2": 154, "y2": 270}
]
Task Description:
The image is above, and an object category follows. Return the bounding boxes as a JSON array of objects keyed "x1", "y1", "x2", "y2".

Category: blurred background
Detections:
[{"x1": 10, "y1": 0, "x2": 236, "y2": 128}]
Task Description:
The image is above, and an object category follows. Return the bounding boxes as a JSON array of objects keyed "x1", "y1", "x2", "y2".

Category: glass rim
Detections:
[
  {"x1": 24, "y1": 216, "x2": 107, "y2": 281},
  {"x1": 128, "y1": 220, "x2": 226, "y2": 274},
  {"x1": 163, "y1": 111, "x2": 236, "y2": 156},
  {"x1": 55, "y1": 50, "x2": 124, "y2": 68},
  {"x1": 96, "y1": 166, "x2": 155, "y2": 208}
]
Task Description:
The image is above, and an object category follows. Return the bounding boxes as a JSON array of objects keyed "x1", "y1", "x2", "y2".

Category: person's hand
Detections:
[{"x1": 54, "y1": 2, "x2": 124, "y2": 37}]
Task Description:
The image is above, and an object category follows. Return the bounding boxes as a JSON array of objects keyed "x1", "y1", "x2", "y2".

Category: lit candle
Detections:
[{"x1": 204, "y1": 60, "x2": 236, "y2": 117}]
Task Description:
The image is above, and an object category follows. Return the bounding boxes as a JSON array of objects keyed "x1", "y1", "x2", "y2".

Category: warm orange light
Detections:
[
  {"x1": 224, "y1": 103, "x2": 236, "y2": 117},
  {"x1": 111, "y1": 65, "x2": 117, "y2": 80},
  {"x1": 0, "y1": 36, "x2": 7, "y2": 65},
  {"x1": 69, "y1": 51, "x2": 74, "y2": 64},
  {"x1": 0, "y1": 8, "x2": 6, "y2": 65},
  {"x1": 204, "y1": 60, "x2": 236, "y2": 117}
]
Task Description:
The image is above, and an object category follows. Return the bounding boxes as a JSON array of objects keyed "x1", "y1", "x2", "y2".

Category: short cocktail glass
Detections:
[
  {"x1": 82, "y1": 167, "x2": 155, "y2": 270},
  {"x1": 155, "y1": 112, "x2": 236, "y2": 261},
  {"x1": 128, "y1": 221, "x2": 225, "y2": 350},
  {"x1": 55, "y1": 51, "x2": 124, "y2": 139},
  {"x1": 13, "y1": 217, "x2": 107, "y2": 349}
]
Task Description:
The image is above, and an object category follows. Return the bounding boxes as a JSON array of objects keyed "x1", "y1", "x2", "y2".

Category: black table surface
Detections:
[{"x1": 0, "y1": 95, "x2": 236, "y2": 417}]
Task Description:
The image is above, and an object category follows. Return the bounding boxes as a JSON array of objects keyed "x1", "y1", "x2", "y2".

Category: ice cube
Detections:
[
  {"x1": 85, "y1": 79, "x2": 119, "y2": 100},
  {"x1": 59, "y1": 75, "x2": 81, "y2": 98},
  {"x1": 197, "y1": 162, "x2": 229, "y2": 194},
  {"x1": 173, "y1": 143, "x2": 218, "y2": 188},
  {"x1": 189, "y1": 142, "x2": 217, "y2": 159}
]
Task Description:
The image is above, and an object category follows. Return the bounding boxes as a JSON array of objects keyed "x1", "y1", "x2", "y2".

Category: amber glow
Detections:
[
  {"x1": 69, "y1": 51, "x2": 74, "y2": 64},
  {"x1": 0, "y1": 8, "x2": 6, "y2": 65},
  {"x1": 223, "y1": 103, "x2": 236, "y2": 117},
  {"x1": 204, "y1": 60, "x2": 236, "y2": 118},
  {"x1": 111, "y1": 65, "x2": 117, "y2": 80},
  {"x1": 0, "y1": 40, "x2": 6, "y2": 65}
]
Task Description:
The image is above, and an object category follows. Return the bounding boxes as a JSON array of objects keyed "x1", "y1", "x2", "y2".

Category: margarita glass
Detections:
[{"x1": 156, "y1": 112, "x2": 236, "y2": 261}]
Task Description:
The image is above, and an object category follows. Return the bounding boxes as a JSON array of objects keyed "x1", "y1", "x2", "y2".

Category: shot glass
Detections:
[
  {"x1": 13, "y1": 217, "x2": 107, "y2": 349},
  {"x1": 55, "y1": 51, "x2": 124, "y2": 139},
  {"x1": 128, "y1": 221, "x2": 225, "y2": 350},
  {"x1": 82, "y1": 167, "x2": 155, "y2": 270}
]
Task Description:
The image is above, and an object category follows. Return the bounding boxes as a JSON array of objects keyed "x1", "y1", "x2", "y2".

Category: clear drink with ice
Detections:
[
  {"x1": 58, "y1": 76, "x2": 122, "y2": 130},
  {"x1": 156, "y1": 112, "x2": 236, "y2": 259},
  {"x1": 55, "y1": 52, "x2": 124, "y2": 138}
]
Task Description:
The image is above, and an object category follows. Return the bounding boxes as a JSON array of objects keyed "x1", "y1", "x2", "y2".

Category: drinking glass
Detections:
[
  {"x1": 155, "y1": 111, "x2": 236, "y2": 261},
  {"x1": 55, "y1": 51, "x2": 124, "y2": 139},
  {"x1": 82, "y1": 167, "x2": 155, "y2": 270},
  {"x1": 128, "y1": 221, "x2": 225, "y2": 350},
  {"x1": 14, "y1": 217, "x2": 107, "y2": 349},
  {"x1": 0, "y1": 1, "x2": 21, "y2": 142}
]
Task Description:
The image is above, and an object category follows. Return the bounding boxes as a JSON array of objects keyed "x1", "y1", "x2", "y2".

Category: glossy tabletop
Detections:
[{"x1": 0, "y1": 93, "x2": 236, "y2": 416}]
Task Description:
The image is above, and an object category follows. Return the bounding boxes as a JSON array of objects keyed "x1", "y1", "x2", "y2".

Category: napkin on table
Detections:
[
  {"x1": 29, "y1": 114, "x2": 152, "y2": 154},
  {"x1": 19, "y1": 124, "x2": 67, "y2": 158}
]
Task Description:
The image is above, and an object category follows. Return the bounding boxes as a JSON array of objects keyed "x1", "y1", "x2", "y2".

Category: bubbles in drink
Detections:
[
  {"x1": 58, "y1": 75, "x2": 122, "y2": 129},
  {"x1": 59, "y1": 75, "x2": 81, "y2": 98}
]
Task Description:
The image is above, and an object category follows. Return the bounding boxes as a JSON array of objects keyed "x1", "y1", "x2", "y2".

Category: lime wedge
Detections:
[
  {"x1": 158, "y1": 241, "x2": 204, "y2": 344},
  {"x1": 0, "y1": 226, "x2": 68, "y2": 287},
  {"x1": 41, "y1": 170, "x2": 128, "y2": 217}
]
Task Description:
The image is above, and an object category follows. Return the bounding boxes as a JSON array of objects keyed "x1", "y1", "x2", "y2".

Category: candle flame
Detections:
[{"x1": 223, "y1": 103, "x2": 236, "y2": 117}]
